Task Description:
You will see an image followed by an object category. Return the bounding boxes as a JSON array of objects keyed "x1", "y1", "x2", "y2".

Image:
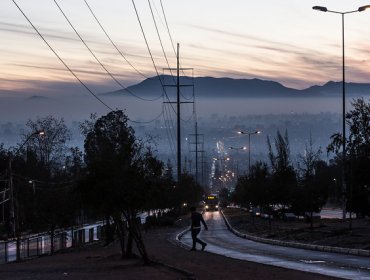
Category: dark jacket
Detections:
[{"x1": 191, "y1": 211, "x2": 208, "y2": 230}]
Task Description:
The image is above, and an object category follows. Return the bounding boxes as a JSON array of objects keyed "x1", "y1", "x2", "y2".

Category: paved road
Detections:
[{"x1": 179, "y1": 211, "x2": 370, "y2": 280}]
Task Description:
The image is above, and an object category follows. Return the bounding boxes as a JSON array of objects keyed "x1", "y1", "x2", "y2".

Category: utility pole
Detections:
[
  {"x1": 201, "y1": 151, "x2": 208, "y2": 187},
  {"x1": 195, "y1": 122, "x2": 198, "y2": 183},
  {"x1": 176, "y1": 43, "x2": 181, "y2": 183},
  {"x1": 8, "y1": 159, "x2": 15, "y2": 239},
  {"x1": 8, "y1": 158, "x2": 20, "y2": 260},
  {"x1": 189, "y1": 122, "x2": 204, "y2": 184},
  {"x1": 163, "y1": 43, "x2": 193, "y2": 183},
  {"x1": 0, "y1": 187, "x2": 9, "y2": 223}
]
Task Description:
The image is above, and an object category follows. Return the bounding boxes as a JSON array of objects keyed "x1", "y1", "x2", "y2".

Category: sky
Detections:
[{"x1": 1, "y1": 0, "x2": 370, "y2": 97}]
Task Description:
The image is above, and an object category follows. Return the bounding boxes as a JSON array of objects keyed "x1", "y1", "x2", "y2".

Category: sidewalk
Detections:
[{"x1": 0, "y1": 227, "x2": 341, "y2": 280}]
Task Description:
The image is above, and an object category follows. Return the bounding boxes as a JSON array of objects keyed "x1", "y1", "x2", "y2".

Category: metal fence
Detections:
[{"x1": 0, "y1": 223, "x2": 104, "y2": 264}]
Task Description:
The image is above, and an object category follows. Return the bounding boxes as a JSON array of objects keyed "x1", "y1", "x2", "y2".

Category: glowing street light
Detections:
[
  {"x1": 236, "y1": 130, "x2": 261, "y2": 174},
  {"x1": 312, "y1": 4, "x2": 370, "y2": 220}
]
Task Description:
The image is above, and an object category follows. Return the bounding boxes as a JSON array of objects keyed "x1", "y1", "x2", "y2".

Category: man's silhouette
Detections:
[{"x1": 190, "y1": 206, "x2": 208, "y2": 251}]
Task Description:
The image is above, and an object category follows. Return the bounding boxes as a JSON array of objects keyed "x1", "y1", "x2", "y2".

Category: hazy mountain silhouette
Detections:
[
  {"x1": 302, "y1": 81, "x2": 370, "y2": 96},
  {"x1": 103, "y1": 76, "x2": 370, "y2": 98}
]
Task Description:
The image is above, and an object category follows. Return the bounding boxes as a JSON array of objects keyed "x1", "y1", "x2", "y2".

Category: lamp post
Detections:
[
  {"x1": 312, "y1": 5, "x2": 370, "y2": 220},
  {"x1": 8, "y1": 130, "x2": 44, "y2": 260},
  {"x1": 237, "y1": 130, "x2": 261, "y2": 175}
]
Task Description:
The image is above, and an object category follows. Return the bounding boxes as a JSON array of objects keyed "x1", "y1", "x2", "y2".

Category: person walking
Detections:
[{"x1": 190, "y1": 206, "x2": 208, "y2": 251}]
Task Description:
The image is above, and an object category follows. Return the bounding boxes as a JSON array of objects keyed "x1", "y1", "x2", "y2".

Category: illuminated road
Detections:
[{"x1": 179, "y1": 211, "x2": 370, "y2": 280}]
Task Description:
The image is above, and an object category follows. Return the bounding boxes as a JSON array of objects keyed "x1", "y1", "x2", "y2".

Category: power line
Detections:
[
  {"x1": 12, "y1": 0, "x2": 113, "y2": 111},
  {"x1": 83, "y1": 0, "x2": 151, "y2": 80},
  {"x1": 148, "y1": 0, "x2": 175, "y2": 81},
  {"x1": 54, "y1": 0, "x2": 162, "y2": 102},
  {"x1": 151, "y1": 0, "x2": 167, "y2": 29},
  {"x1": 156, "y1": 0, "x2": 192, "y2": 101},
  {"x1": 129, "y1": 106, "x2": 164, "y2": 124},
  {"x1": 13, "y1": 1, "x2": 165, "y2": 125},
  {"x1": 159, "y1": 0, "x2": 176, "y2": 58},
  {"x1": 131, "y1": 0, "x2": 176, "y2": 114},
  {"x1": 159, "y1": 0, "x2": 188, "y2": 79},
  {"x1": 162, "y1": 93, "x2": 177, "y2": 161},
  {"x1": 149, "y1": 0, "x2": 193, "y2": 106},
  {"x1": 163, "y1": 103, "x2": 177, "y2": 163}
]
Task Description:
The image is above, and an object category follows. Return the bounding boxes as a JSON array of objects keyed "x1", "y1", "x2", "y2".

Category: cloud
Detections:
[
  {"x1": 188, "y1": 24, "x2": 312, "y2": 53},
  {"x1": 0, "y1": 21, "x2": 78, "y2": 42}
]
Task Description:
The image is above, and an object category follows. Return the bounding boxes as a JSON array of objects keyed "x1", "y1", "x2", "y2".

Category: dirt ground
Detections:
[
  {"x1": 223, "y1": 208, "x2": 370, "y2": 250},
  {"x1": 0, "y1": 226, "x2": 341, "y2": 280}
]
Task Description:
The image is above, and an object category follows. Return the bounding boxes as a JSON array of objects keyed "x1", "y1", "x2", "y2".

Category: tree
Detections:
[
  {"x1": 345, "y1": 99, "x2": 370, "y2": 216},
  {"x1": 172, "y1": 173, "x2": 204, "y2": 211},
  {"x1": 293, "y1": 137, "x2": 328, "y2": 227},
  {"x1": 23, "y1": 116, "x2": 70, "y2": 172},
  {"x1": 298, "y1": 135, "x2": 322, "y2": 179},
  {"x1": 248, "y1": 161, "x2": 271, "y2": 209},
  {"x1": 346, "y1": 98, "x2": 370, "y2": 157},
  {"x1": 267, "y1": 130, "x2": 297, "y2": 208},
  {"x1": 232, "y1": 161, "x2": 271, "y2": 215},
  {"x1": 6, "y1": 133, "x2": 78, "y2": 255},
  {"x1": 33, "y1": 181, "x2": 76, "y2": 254},
  {"x1": 63, "y1": 147, "x2": 84, "y2": 179},
  {"x1": 81, "y1": 110, "x2": 165, "y2": 263},
  {"x1": 218, "y1": 187, "x2": 230, "y2": 207},
  {"x1": 328, "y1": 98, "x2": 370, "y2": 217},
  {"x1": 232, "y1": 175, "x2": 248, "y2": 207}
]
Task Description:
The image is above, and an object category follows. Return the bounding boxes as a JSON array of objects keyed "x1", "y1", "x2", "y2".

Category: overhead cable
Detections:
[
  {"x1": 54, "y1": 0, "x2": 162, "y2": 102},
  {"x1": 160, "y1": 0, "x2": 188, "y2": 78},
  {"x1": 163, "y1": 103, "x2": 177, "y2": 162},
  {"x1": 148, "y1": 0, "x2": 175, "y2": 81},
  {"x1": 131, "y1": 0, "x2": 176, "y2": 114},
  {"x1": 159, "y1": 0, "x2": 176, "y2": 58},
  {"x1": 129, "y1": 106, "x2": 164, "y2": 124},
  {"x1": 83, "y1": 0, "x2": 151, "y2": 80},
  {"x1": 12, "y1": 0, "x2": 113, "y2": 111}
]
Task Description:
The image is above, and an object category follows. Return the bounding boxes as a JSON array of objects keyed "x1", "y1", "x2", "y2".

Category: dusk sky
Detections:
[{"x1": 1, "y1": 0, "x2": 370, "y2": 97}]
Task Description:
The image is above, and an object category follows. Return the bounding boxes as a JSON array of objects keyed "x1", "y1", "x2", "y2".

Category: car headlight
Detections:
[{"x1": 205, "y1": 205, "x2": 209, "y2": 209}]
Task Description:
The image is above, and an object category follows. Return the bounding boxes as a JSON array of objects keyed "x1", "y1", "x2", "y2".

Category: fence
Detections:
[{"x1": 0, "y1": 223, "x2": 104, "y2": 264}]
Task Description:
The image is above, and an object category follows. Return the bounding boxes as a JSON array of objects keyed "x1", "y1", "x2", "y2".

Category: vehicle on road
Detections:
[{"x1": 205, "y1": 194, "x2": 219, "y2": 211}]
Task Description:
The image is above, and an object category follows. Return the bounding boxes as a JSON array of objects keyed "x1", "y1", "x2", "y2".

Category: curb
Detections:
[
  {"x1": 220, "y1": 210, "x2": 370, "y2": 257},
  {"x1": 173, "y1": 227, "x2": 190, "y2": 249}
]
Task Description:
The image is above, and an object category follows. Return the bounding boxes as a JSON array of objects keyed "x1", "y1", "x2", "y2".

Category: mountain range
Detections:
[{"x1": 104, "y1": 76, "x2": 370, "y2": 98}]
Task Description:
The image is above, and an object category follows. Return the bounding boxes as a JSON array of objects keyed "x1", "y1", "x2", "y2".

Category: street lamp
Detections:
[
  {"x1": 8, "y1": 130, "x2": 44, "y2": 260},
  {"x1": 312, "y1": 5, "x2": 369, "y2": 220},
  {"x1": 237, "y1": 130, "x2": 261, "y2": 175}
]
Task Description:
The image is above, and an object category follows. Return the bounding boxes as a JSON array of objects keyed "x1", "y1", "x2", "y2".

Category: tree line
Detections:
[
  {"x1": 231, "y1": 98, "x2": 370, "y2": 221},
  {"x1": 0, "y1": 110, "x2": 203, "y2": 263},
  {"x1": 1, "y1": 98, "x2": 370, "y2": 261}
]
